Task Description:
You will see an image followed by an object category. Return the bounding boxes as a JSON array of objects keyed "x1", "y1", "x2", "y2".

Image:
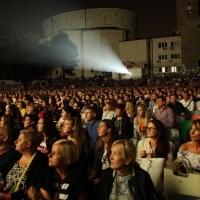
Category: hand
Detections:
[
  {"x1": 140, "y1": 151, "x2": 147, "y2": 158},
  {"x1": 27, "y1": 186, "x2": 40, "y2": 200}
]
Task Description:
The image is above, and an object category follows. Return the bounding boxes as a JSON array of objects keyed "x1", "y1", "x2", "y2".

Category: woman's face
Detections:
[
  {"x1": 24, "y1": 116, "x2": 32, "y2": 128},
  {"x1": 146, "y1": 122, "x2": 158, "y2": 138},
  {"x1": 5, "y1": 108, "x2": 12, "y2": 116},
  {"x1": 137, "y1": 106, "x2": 145, "y2": 117},
  {"x1": 37, "y1": 118, "x2": 44, "y2": 133},
  {"x1": 190, "y1": 124, "x2": 200, "y2": 141},
  {"x1": 14, "y1": 134, "x2": 28, "y2": 153},
  {"x1": 105, "y1": 103, "x2": 111, "y2": 111},
  {"x1": 109, "y1": 144, "x2": 130, "y2": 170},
  {"x1": 61, "y1": 109, "x2": 68, "y2": 120},
  {"x1": 97, "y1": 121, "x2": 110, "y2": 137},
  {"x1": 125, "y1": 102, "x2": 130, "y2": 110},
  {"x1": 63, "y1": 120, "x2": 74, "y2": 134},
  {"x1": 48, "y1": 144, "x2": 65, "y2": 168}
]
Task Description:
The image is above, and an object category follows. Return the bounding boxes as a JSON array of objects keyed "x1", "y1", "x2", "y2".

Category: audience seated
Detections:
[{"x1": 177, "y1": 119, "x2": 200, "y2": 173}]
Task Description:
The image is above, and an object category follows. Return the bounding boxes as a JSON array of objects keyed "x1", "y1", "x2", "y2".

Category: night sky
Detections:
[{"x1": 0, "y1": 0, "x2": 176, "y2": 38}]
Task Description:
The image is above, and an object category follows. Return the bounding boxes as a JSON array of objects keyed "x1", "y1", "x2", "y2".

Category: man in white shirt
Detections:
[{"x1": 179, "y1": 92, "x2": 195, "y2": 111}]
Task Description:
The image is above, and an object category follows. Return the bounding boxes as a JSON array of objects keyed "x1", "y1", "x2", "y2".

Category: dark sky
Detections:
[{"x1": 0, "y1": 0, "x2": 176, "y2": 38}]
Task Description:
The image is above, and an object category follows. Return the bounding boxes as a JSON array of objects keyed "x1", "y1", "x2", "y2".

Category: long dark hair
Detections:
[
  {"x1": 96, "y1": 119, "x2": 118, "y2": 156},
  {"x1": 147, "y1": 119, "x2": 170, "y2": 160}
]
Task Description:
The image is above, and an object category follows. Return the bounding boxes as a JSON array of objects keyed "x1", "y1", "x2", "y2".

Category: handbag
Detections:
[
  {"x1": 136, "y1": 157, "x2": 165, "y2": 192},
  {"x1": 164, "y1": 157, "x2": 200, "y2": 197}
]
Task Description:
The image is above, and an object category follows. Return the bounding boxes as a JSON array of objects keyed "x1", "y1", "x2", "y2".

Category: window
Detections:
[
  {"x1": 198, "y1": 58, "x2": 200, "y2": 68},
  {"x1": 171, "y1": 54, "x2": 181, "y2": 59},
  {"x1": 171, "y1": 41, "x2": 180, "y2": 47},
  {"x1": 159, "y1": 67, "x2": 167, "y2": 73},
  {"x1": 197, "y1": 23, "x2": 200, "y2": 30},
  {"x1": 158, "y1": 55, "x2": 168, "y2": 60},
  {"x1": 158, "y1": 42, "x2": 167, "y2": 48},
  {"x1": 55, "y1": 71, "x2": 58, "y2": 74},
  {"x1": 171, "y1": 66, "x2": 177, "y2": 72}
]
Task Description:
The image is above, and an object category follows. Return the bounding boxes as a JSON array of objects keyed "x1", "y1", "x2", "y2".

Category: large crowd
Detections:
[{"x1": 0, "y1": 74, "x2": 200, "y2": 200}]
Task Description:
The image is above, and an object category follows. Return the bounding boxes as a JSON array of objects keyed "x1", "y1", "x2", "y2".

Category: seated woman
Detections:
[
  {"x1": 23, "y1": 114, "x2": 38, "y2": 130},
  {"x1": 89, "y1": 119, "x2": 118, "y2": 182},
  {"x1": 62, "y1": 117, "x2": 91, "y2": 172},
  {"x1": 28, "y1": 140, "x2": 88, "y2": 200},
  {"x1": 133, "y1": 104, "x2": 149, "y2": 140},
  {"x1": 102, "y1": 102, "x2": 115, "y2": 120},
  {"x1": 0, "y1": 129, "x2": 48, "y2": 199},
  {"x1": 97, "y1": 139, "x2": 156, "y2": 200},
  {"x1": 37, "y1": 113, "x2": 61, "y2": 155},
  {"x1": 177, "y1": 119, "x2": 200, "y2": 173},
  {"x1": 136, "y1": 119, "x2": 173, "y2": 167}
]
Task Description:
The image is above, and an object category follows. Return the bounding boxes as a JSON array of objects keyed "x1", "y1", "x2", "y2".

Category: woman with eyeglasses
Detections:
[
  {"x1": 177, "y1": 119, "x2": 200, "y2": 173},
  {"x1": 136, "y1": 119, "x2": 173, "y2": 167}
]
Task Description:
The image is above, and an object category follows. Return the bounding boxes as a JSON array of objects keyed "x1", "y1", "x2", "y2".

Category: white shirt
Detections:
[{"x1": 179, "y1": 99, "x2": 195, "y2": 111}]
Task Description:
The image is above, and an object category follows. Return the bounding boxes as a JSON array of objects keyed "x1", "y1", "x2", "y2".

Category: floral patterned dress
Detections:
[{"x1": 177, "y1": 149, "x2": 200, "y2": 173}]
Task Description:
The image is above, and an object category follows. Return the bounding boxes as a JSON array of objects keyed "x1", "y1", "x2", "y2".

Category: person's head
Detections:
[
  {"x1": 114, "y1": 104, "x2": 125, "y2": 117},
  {"x1": 19, "y1": 101, "x2": 26, "y2": 109},
  {"x1": 0, "y1": 126, "x2": 14, "y2": 146},
  {"x1": 190, "y1": 119, "x2": 200, "y2": 142},
  {"x1": 5, "y1": 104, "x2": 22, "y2": 120},
  {"x1": 170, "y1": 94, "x2": 178, "y2": 104},
  {"x1": 145, "y1": 119, "x2": 169, "y2": 158},
  {"x1": 117, "y1": 98, "x2": 124, "y2": 104},
  {"x1": 23, "y1": 114, "x2": 38, "y2": 129},
  {"x1": 24, "y1": 95, "x2": 33, "y2": 106},
  {"x1": 105, "y1": 102, "x2": 114, "y2": 111},
  {"x1": 156, "y1": 96, "x2": 166, "y2": 108},
  {"x1": 49, "y1": 96, "x2": 56, "y2": 106},
  {"x1": 15, "y1": 129, "x2": 42, "y2": 153},
  {"x1": 37, "y1": 115, "x2": 60, "y2": 138},
  {"x1": 84, "y1": 106, "x2": 98, "y2": 122},
  {"x1": 125, "y1": 101, "x2": 134, "y2": 114},
  {"x1": 5, "y1": 96, "x2": 13, "y2": 106},
  {"x1": 26, "y1": 104, "x2": 39, "y2": 116},
  {"x1": 136, "y1": 104, "x2": 147, "y2": 118},
  {"x1": 48, "y1": 139, "x2": 78, "y2": 168},
  {"x1": 0, "y1": 115, "x2": 15, "y2": 128},
  {"x1": 63, "y1": 117, "x2": 79, "y2": 135},
  {"x1": 150, "y1": 93, "x2": 158, "y2": 101},
  {"x1": 73, "y1": 102, "x2": 81, "y2": 110},
  {"x1": 97, "y1": 120, "x2": 118, "y2": 149},
  {"x1": 110, "y1": 140, "x2": 138, "y2": 172},
  {"x1": 183, "y1": 92, "x2": 189, "y2": 101},
  {"x1": 61, "y1": 105, "x2": 76, "y2": 120}
]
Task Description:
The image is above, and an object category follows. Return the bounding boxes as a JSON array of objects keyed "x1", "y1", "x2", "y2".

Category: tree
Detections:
[{"x1": 37, "y1": 32, "x2": 79, "y2": 77}]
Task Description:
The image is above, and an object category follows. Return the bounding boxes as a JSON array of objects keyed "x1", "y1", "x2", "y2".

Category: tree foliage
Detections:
[{"x1": 37, "y1": 32, "x2": 79, "y2": 76}]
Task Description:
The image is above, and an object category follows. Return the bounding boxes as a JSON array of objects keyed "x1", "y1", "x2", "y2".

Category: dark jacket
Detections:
[
  {"x1": 0, "y1": 147, "x2": 18, "y2": 179},
  {"x1": 5, "y1": 151, "x2": 48, "y2": 200},
  {"x1": 97, "y1": 167, "x2": 157, "y2": 200},
  {"x1": 37, "y1": 164, "x2": 89, "y2": 200},
  {"x1": 112, "y1": 114, "x2": 133, "y2": 139}
]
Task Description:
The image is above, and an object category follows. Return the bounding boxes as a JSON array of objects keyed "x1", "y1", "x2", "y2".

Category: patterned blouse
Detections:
[
  {"x1": 4, "y1": 161, "x2": 28, "y2": 193},
  {"x1": 177, "y1": 149, "x2": 200, "y2": 173},
  {"x1": 109, "y1": 173, "x2": 133, "y2": 200}
]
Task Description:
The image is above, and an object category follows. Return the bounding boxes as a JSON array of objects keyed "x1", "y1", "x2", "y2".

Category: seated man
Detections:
[{"x1": 153, "y1": 96, "x2": 174, "y2": 128}]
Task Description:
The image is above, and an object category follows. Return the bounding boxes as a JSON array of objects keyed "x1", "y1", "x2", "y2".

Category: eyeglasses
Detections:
[{"x1": 145, "y1": 127, "x2": 157, "y2": 131}]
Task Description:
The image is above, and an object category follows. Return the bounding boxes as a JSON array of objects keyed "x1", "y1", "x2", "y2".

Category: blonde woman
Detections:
[
  {"x1": 133, "y1": 104, "x2": 149, "y2": 139},
  {"x1": 97, "y1": 139, "x2": 156, "y2": 200},
  {"x1": 125, "y1": 100, "x2": 135, "y2": 123}
]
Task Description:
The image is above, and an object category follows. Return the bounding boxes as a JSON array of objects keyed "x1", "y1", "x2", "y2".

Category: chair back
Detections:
[
  {"x1": 191, "y1": 114, "x2": 200, "y2": 121},
  {"x1": 179, "y1": 120, "x2": 192, "y2": 141},
  {"x1": 186, "y1": 111, "x2": 200, "y2": 120},
  {"x1": 174, "y1": 115, "x2": 186, "y2": 130}
]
